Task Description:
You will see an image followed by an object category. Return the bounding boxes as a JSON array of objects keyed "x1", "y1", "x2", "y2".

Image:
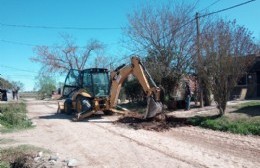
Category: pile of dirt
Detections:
[{"x1": 115, "y1": 112, "x2": 189, "y2": 132}]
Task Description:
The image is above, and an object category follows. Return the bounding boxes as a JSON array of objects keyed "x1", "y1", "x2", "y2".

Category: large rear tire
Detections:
[{"x1": 64, "y1": 99, "x2": 72, "y2": 114}]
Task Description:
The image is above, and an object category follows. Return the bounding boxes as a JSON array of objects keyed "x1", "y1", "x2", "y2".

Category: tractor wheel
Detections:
[
  {"x1": 64, "y1": 99, "x2": 72, "y2": 114},
  {"x1": 76, "y1": 95, "x2": 92, "y2": 114}
]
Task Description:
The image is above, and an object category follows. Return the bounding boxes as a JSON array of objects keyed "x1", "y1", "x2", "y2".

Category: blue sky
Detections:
[{"x1": 0, "y1": 0, "x2": 259, "y2": 91}]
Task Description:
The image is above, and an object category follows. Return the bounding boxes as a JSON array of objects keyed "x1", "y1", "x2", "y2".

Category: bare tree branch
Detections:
[
  {"x1": 31, "y1": 35, "x2": 104, "y2": 74},
  {"x1": 200, "y1": 19, "x2": 258, "y2": 114}
]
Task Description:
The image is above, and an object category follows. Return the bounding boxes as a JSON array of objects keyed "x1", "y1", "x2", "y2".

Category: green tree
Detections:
[
  {"x1": 11, "y1": 81, "x2": 24, "y2": 91},
  {"x1": 35, "y1": 75, "x2": 56, "y2": 99},
  {"x1": 124, "y1": 78, "x2": 144, "y2": 102},
  {"x1": 0, "y1": 77, "x2": 12, "y2": 89}
]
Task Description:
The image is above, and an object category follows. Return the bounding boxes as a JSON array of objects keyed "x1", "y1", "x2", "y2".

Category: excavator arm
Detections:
[{"x1": 109, "y1": 56, "x2": 162, "y2": 119}]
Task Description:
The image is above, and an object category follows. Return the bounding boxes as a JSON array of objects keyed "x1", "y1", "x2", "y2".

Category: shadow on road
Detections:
[
  {"x1": 38, "y1": 113, "x2": 72, "y2": 120},
  {"x1": 38, "y1": 112, "x2": 115, "y2": 123},
  {"x1": 37, "y1": 110, "x2": 222, "y2": 131},
  {"x1": 230, "y1": 105, "x2": 260, "y2": 117},
  {"x1": 77, "y1": 114, "x2": 114, "y2": 123}
]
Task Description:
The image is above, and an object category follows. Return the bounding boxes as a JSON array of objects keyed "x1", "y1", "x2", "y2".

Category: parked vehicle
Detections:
[{"x1": 0, "y1": 89, "x2": 7, "y2": 101}]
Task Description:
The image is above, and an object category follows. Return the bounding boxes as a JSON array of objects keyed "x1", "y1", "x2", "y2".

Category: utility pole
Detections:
[{"x1": 195, "y1": 12, "x2": 204, "y2": 108}]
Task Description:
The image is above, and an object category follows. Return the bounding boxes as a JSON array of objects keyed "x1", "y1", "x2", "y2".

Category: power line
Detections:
[
  {"x1": 0, "y1": 22, "x2": 123, "y2": 30},
  {"x1": 199, "y1": 0, "x2": 221, "y2": 12},
  {"x1": 0, "y1": 39, "x2": 78, "y2": 48},
  {"x1": 1, "y1": 0, "x2": 256, "y2": 51},
  {"x1": 200, "y1": 0, "x2": 256, "y2": 18},
  {"x1": 1, "y1": 74, "x2": 36, "y2": 78},
  {"x1": 0, "y1": 39, "x2": 121, "y2": 48},
  {"x1": 131, "y1": 0, "x2": 256, "y2": 54},
  {"x1": 179, "y1": 0, "x2": 256, "y2": 32},
  {"x1": 0, "y1": 39, "x2": 36, "y2": 47},
  {"x1": 0, "y1": 64, "x2": 38, "y2": 74}
]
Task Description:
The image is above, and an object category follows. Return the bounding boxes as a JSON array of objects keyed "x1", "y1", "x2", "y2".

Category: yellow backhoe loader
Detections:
[{"x1": 58, "y1": 56, "x2": 163, "y2": 120}]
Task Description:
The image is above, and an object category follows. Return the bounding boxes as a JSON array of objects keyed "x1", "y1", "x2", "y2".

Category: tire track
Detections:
[
  {"x1": 169, "y1": 127, "x2": 260, "y2": 163},
  {"x1": 26, "y1": 101, "x2": 103, "y2": 166},
  {"x1": 177, "y1": 127, "x2": 260, "y2": 145},
  {"x1": 91, "y1": 122, "x2": 208, "y2": 168},
  {"x1": 24, "y1": 99, "x2": 260, "y2": 167}
]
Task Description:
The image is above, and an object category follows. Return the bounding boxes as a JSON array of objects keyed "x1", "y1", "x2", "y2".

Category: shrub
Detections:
[
  {"x1": 188, "y1": 116, "x2": 260, "y2": 135},
  {"x1": 0, "y1": 103, "x2": 33, "y2": 132}
]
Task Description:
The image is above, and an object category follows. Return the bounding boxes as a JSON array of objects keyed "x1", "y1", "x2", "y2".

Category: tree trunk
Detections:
[
  {"x1": 218, "y1": 99, "x2": 227, "y2": 116},
  {"x1": 203, "y1": 87, "x2": 212, "y2": 106}
]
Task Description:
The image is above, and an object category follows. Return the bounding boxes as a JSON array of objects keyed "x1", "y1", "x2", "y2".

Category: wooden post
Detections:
[{"x1": 196, "y1": 12, "x2": 204, "y2": 108}]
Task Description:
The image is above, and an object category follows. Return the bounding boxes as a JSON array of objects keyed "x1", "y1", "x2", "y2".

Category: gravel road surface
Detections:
[{"x1": 1, "y1": 98, "x2": 259, "y2": 168}]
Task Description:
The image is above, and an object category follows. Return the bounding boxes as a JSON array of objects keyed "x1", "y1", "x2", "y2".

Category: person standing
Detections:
[
  {"x1": 12, "y1": 87, "x2": 19, "y2": 100},
  {"x1": 12, "y1": 88, "x2": 16, "y2": 100},
  {"x1": 184, "y1": 81, "x2": 191, "y2": 111}
]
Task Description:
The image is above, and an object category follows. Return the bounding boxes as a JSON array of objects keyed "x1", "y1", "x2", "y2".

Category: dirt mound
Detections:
[{"x1": 115, "y1": 112, "x2": 189, "y2": 132}]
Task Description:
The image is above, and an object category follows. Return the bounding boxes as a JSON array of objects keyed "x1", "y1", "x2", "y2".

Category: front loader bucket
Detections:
[{"x1": 144, "y1": 96, "x2": 163, "y2": 119}]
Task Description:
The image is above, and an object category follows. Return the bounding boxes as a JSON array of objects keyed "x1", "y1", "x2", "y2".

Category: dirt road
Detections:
[{"x1": 1, "y1": 98, "x2": 260, "y2": 168}]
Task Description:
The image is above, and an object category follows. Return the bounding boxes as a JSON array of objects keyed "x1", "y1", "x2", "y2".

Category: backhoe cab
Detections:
[{"x1": 59, "y1": 56, "x2": 163, "y2": 120}]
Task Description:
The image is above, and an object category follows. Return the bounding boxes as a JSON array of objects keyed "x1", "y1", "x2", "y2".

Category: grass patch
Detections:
[
  {"x1": 0, "y1": 103, "x2": 33, "y2": 133},
  {"x1": 0, "y1": 144, "x2": 50, "y2": 168},
  {"x1": 0, "y1": 138, "x2": 16, "y2": 144},
  {"x1": 187, "y1": 101, "x2": 260, "y2": 135},
  {"x1": 235, "y1": 101, "x2": 260, "y2": 108},
  {"x1": 188, "y1": 115, "x2": 260, "y2": 135},
  {"x1": 0, "y1": 161, "x2": 9, "y2": 168}
]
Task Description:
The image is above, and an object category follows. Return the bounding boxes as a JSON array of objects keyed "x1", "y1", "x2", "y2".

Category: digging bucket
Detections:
[{"x1": 144, "y1": 96, "x2": 163, "y2": 119}]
